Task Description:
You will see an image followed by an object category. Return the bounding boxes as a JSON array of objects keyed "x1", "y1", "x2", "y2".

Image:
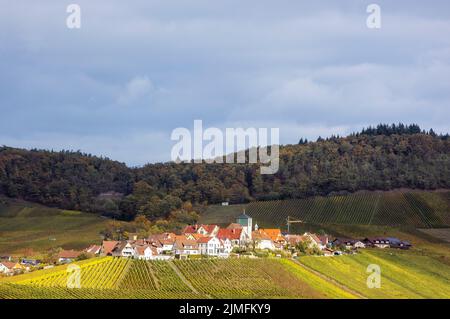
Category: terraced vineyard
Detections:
[
  {"x1": 173, "y1": 258, "x2": 353, "y2": 299},
  {"x1": 299, "y1": 250, "x2": 450, "y2": 298},
  {"x1": 1, "y1": 252, "x2": 449, "y2": 299},
  {"x1": 0, "y1": 257, "x2": 200, "y2": 299},
  {"x1": 202, "y1": 191, "x2": 450, "y2": 229},
  {"x1": 0, "y1": 257, "x2": 355, "y2": 299}
]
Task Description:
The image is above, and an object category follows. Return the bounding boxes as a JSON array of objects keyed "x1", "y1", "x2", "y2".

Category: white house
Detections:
[
  {"x1": 159, "y1": 239, "x2": 175, "y2": 253},
  {"x1": 112, "y1": 242, "x2": 136, "y2": 258},
  {"x1": 198, "y1": 236, "x2": 222, "y2": 256},
  {"x1": 252, "y1": 230, "x2": 275, "y2": 250},
  {"x1": 221, "y1": 238, "x2": 233, "y2": 254},
  {"x1": 0, "y1": 261, "x2": 24, "y2": 274},
  {"x1": 173, "y1": 239, "x2": 199, "y2": 258},
  {"x1": 0, "y1": 262, "x2": 11, "y2": 274},
  {"x1": 217, "y1": 228, "x2": 247, "y2": 247},
  {"x1": 135, "y1": 246, "x2": 155, "y2": 260}
]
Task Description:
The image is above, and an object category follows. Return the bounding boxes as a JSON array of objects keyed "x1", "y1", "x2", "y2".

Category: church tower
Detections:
[{"x1": 236, "y1": 210, "x2": 253, "y2": 240}]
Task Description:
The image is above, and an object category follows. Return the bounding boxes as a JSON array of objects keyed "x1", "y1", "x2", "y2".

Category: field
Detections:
[
  {"x1": 1, "y1": 250, "x2": 449, "y2": 299},
  {"x1": 0, "y1": 197, "x2": 110, "y2": 255},
  {"x1": 201, "y1": 190, "x2": 450, "y2": 230},
  {"x1": 299, "y1": 249, "x2": 450, "y2": 298},
  {"x1": 0, "y1": 257, "x2": 355, "y2": 299}
]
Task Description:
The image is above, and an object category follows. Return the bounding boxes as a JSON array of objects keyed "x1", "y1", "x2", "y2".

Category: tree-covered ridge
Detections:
[{"x1": 1, "y1": 124, "x2": 449, "y2": 220}]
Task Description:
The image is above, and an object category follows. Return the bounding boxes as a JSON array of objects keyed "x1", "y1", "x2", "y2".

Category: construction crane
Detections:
[{"x1": 286, "y1": 216, "x2": 303, "y2": 233}]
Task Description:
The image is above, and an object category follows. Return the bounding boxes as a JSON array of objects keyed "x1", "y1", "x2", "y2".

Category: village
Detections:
[{"x1": 0, "y1": 212, "x2": 412, "y2": 276}]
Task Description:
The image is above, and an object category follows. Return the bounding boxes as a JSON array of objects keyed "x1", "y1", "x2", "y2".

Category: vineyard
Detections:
[
  {"x1": 202, "y1": 191, "x2": 450, "y2": 229},
  {"x1": 1, "y1": 251, "x2": 449, "y2": 299},
  {"x1": 0, "y1": 257, "x2": 355, "y2": 299},
  {"x1": 299, "y1": 250, "x2": 450, "y2": 298}
]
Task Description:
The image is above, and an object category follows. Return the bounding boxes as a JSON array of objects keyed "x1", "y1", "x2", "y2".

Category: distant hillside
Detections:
[
  {"x1": 1, "y1": 124, "x2": 449, "y2": 220},
  {"x1": 0, "y1": 197, "x2": 110, "y2": 254},
  {"x1": 201, "y1": 190, "x2": 450, "y2": 230}
]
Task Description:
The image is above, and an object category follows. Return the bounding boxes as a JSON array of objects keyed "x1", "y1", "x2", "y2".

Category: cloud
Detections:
[
  {"x1": 0, "y1": 0, "x2": 450, "y2": 165},
  {"x1": 117, "y1": 76, "x2": 155, "y2": 106}
]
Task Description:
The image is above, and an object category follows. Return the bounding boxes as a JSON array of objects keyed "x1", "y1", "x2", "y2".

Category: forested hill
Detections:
[{"x1": 1, "y1": 124, "x2": 449, "y2": 220}]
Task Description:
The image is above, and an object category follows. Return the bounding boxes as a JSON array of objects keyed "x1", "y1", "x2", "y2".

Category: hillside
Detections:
[
  {"x1": 1, "y1": 124, "x2": 449, "y2": 220},
  {"x1": 0, "y1": 257, "x2": 354, "y2": 299},
  {"x1": 1, "y1": 250, "x2": 448, "y2": 299},
  {"x1": 0, "y1": 197, "x2": 110, "y2": 255},
  {"x1": 201, "y1": 190, "x2": 450, "y2": 230}
]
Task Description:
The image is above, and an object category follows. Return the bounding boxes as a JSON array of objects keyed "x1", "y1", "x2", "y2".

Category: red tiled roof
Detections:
[
  {"x1": 259, "y1": 229, "x2": 283, "y2": 242},
  {"x1": 1, "y1": 261, "x2": 17, "y2": 269},
  {"x1": 135, "y1": 245, "x2": 156, "y2": 256},
  {"x1": 85, "y1": 245, "x2": 101, "y2": 254},
  {"x1": 102, "y1": 241, "x2": 119, "y2": 255},
  {"x1": 183, "y1": 225, "x2": 199, "y2": 234},
  {"x1": 217, "y1": 228, "x2": 242, "y2": 240},
  {"x1": 58, "y1": 250, "x2": 82, "y2": 259},
  {"x1": 200, "y1": 224, "x2": 218, "y2": 234},
  {"x1": 226, "y1": 223, "x2": 243, "y2": 230},
  {"x1": 252, "y1": 230, "x2": 272, "y2": 241},
  {"x1": 197, "y1": 237, "x2": 213, "y2": 244}
]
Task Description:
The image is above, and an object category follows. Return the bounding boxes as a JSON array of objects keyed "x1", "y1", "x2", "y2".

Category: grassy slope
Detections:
[
  {"x1": 0, "y1": 197, "x2": 109, "y2": 255},
  {"x1": 299, "y1": 249, "x2": 450, "y2": 299}
]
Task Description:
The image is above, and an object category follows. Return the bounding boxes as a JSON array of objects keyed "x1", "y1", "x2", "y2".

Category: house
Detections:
[
  {"x1": 58, "y1": 250, "x2": 82, "y2": 263},
  {"x1": 252, "y1": 230, "x2": 275, "y2": 250},
  {"x1": 197, "y1": 225, "x2": 220, "y2": 236},
  {"x1": 134, "y1": 245, "x2": 157, "y2": 260},
  {"x1": 332, "y1": 238, "x2": 365, "y2": 250},
  {"x1": 318, "y1": 235, "x2": 330, "y2": 248},
  {"x1": 387, "y1": 238, "x2": 412, "y2": 250},
  {"x1": 301, "y1": 233, "x2": 325, "y2": 249},
  {"x1": 285, "y1": 234, "x2": 304, "y2": 248},
  {"x1": 363, "y1": 237, "x2": 390, "y2": 248},
  {"x1": 197, "y1": 236, "x2": 222, "y2": 256},
  {"x1": 101, "y1": 240, "x2": 119, "y2": 256},
  {"x1": 185, "y1": 233, "x2": 206, "y2": 241},
  {"x1": 0, "y1": 261, "x2": 25, "y2": 274},
  {"x1": 173, "y1": 239, "x2": 199, "y2": 258},
  {"x1": 183, "y1": 224, "x2": 219, "y2": 237},
  {"x1": 217, "y1": 228, "x2": 246, "y2": 246},
  {"x1": 85, "y1": 245, "x2": 102, "y2": 255},
  {"x1": 159, "y1": 238, "x2": 175, "y2": 253},
  {"x1": 259, "y1": 229, "x2": 286, "y2": 247},
  {"x1": 21, "y1": 259, "x2": 41, "y2": 267},
  {"x1": 111, "y1": 242, "x2": 136, "y2": 258},
  {"x1": 221, "y1": 238, "x2": 233, "y2": 254}
]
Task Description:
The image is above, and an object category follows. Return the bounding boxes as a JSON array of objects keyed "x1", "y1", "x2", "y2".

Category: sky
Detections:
[{"x1": 1, "y1": 0, "x2": 450, "y2": 166}]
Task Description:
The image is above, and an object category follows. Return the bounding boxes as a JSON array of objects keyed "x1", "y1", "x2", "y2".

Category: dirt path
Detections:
[
  {"x1": 291, "y1": 258, "x2": 367, "y2": 299},
  {"x1": 168, "y1": 261, "x2": 210, "y2": 298}
]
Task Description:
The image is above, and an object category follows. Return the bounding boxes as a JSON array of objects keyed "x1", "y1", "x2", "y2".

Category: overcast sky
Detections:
[{"x1": 1, "y1": 0, "x2": 450, "y2": 165}]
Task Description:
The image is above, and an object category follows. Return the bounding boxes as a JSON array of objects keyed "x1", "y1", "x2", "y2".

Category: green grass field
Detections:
[
  {"x1": 201, "y1": 190, "x2": 450, "y2": 230},
  {"x1": 0, "y1": 197, "x2": 109, "y2": 255}
]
